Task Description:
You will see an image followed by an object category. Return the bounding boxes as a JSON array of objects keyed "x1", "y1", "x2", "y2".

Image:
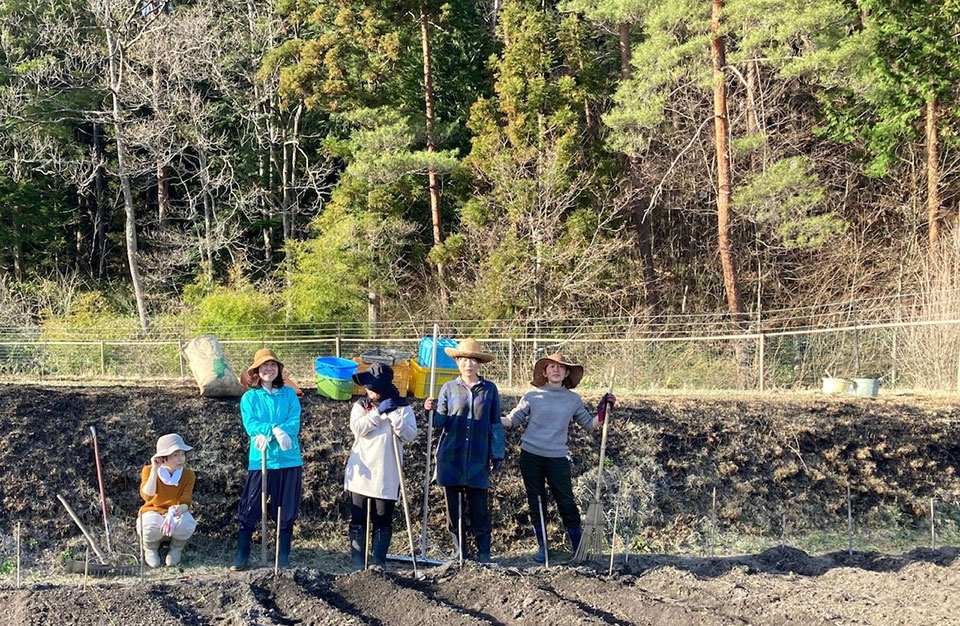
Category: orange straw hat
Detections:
[
  {"x1": 247, "y1": 348, "x2": 283, "y2": 377},
  {"x1": 531, "y1": 353, "x2": 584, "y2": 389},
  {"x1": 443, "y1": 338, "x2": 495, "y2": 364}
]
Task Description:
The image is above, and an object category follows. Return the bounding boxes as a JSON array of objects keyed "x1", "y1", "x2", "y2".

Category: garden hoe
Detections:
[{"x1": 573, "y1": 367, "x2": 615, "y2": 563}]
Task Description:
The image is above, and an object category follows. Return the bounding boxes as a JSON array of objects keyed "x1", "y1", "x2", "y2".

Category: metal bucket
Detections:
[
  {"x1": 852, "y1": 377, "x2": 880, "y2": 398},
  {"x1": 822, "y1": 377, "x2": 853, "y2": 394}
]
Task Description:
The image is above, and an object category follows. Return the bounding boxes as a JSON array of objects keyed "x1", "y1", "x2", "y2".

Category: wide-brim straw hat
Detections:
[
  {"x1": 531, "y1": 353, "x2": 584, "y2": 389},
  {"x1": 153, "y1": 433, "x2": 193, "y2": 459},
  {"x1": 444, "y1": 337, "x2": 495, "y2": 364},
  {"x1": 247, "y1": 348, "x2": 283, "y2": 377}
]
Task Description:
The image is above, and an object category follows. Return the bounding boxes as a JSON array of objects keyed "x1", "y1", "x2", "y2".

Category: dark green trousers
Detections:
[{"x1": 518, "y1": 449, "x2": 580, "y2": 528}]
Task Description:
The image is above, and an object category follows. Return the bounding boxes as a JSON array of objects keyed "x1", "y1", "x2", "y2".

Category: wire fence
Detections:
[{"x1": 2, "y1": 313, "x2": 960, "y2": 391}]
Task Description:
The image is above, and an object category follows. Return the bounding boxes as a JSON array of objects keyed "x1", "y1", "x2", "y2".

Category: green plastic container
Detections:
[{"x1": 316, "y1": 374, "x2": 354, "y2": 401}]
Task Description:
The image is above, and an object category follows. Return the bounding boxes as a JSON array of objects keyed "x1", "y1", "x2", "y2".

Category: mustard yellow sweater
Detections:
[{"x1": 139, "y1": 466, "x2": 195, "y2": 515}]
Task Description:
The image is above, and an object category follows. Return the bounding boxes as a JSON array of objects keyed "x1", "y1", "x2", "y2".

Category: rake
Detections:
[{"x1": 573, "y1": 368, "x2": 615, "y2": 563}]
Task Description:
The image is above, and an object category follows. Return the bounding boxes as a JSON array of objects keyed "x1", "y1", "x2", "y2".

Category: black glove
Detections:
[
  {"x1": 491, "y1": 459, "x2": 504, "y2": 474},
  {"x1": 378, "y1": 398, "x2": 398, "y2": 415}
]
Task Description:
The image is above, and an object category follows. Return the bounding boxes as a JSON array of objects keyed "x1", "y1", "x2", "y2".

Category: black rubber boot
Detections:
[
  {"x1": 371, "y1": 527, "x2": 392, "y2": 567},
  {"x1": 278, "y1": 530, "x2": 293, "y2": 567},
  {"x1": 349, "y1": 524, "x2": 365, "y2": 571},
  {"x1": 532, "y1": 525, "x2": 546, "y2": 564},
  {"x1": 566, "y1": 525, "x2": 582, "y2": 554},
  {"x1": 475, "y1": 533, "x2": 492, "y2": 563},
  {"x1": 230, "y1": 530, "x2": 252, "y2": 571}
]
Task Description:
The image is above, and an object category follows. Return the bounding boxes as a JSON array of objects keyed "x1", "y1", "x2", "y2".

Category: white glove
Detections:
[
  {"x1": 161, "y1": 508, "x2": 178, "y2": 537},
  {"x1": 272, "y1": 426, "x2": 293, "y2": 451},
  {"x1": 253, "y1": 433, "x2": 271, "y2": 452}
]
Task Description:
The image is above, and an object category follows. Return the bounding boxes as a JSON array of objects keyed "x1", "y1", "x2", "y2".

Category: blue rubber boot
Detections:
[
  {"x1": 566, "y1": 525, "x2": 583, "y2": 554},
  {"x1": 278, "y1": 530, "x2": 293, "y2": 567},
  {"x1": 532, "y1": 526, "x2": 546, "y2": 564}
]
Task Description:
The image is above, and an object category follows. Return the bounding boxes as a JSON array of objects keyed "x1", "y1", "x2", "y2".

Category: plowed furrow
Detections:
[
  {"x1": 333, "y1": 568, "x2": 490, "y2": 626},
  {"x1": 427, "y1": 564, "x2": 608, "y2": 625}
]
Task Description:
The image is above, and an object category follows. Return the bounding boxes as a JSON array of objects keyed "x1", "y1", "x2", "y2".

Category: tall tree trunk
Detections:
[
  {"x1": 367, "y1": 277, "x2": 379, "y2": 334},
  {"x1": 153, "y1": 56, "x2": 169, "y2": 227},
  {"x1": 926, "y1": 94, "x2": 940, "y2": 247},
  {"x1": 421, "y1": 7, "x2": 446, "y2": 289},
  {"x1": 107, "y1": 31, "x2": 149, "y2": 334},
  {"x1": 745, "y1": 58, "x2": 760, "y2": 171},
  {"x1": 619, "y1": 21, "x2": 659, "y2": 316},
  {"x1": 198, "y1": 147, "x2": 215, "y2": 282},
  {"x1": 92, "y1": 123, "x2": 108, "y2": 281},
  {"x1": 710, "y1": 0, "x2": 744, "y2": 325}
]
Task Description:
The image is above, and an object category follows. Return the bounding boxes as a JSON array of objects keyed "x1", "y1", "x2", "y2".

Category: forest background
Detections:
[{"x1": 1, "y1": 0, "x2": 960, "y2": 346}]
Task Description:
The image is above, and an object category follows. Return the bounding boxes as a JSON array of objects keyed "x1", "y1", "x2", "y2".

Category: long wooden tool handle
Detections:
[
  {"x1": 593, "y1": 367, "x2": 616, "y2": 501},
  {"x1": 393, "y1": 433, "x2": 419, "y2": 578},
  {"x1": 57, "y1": 494, "x2": 108, "y2": 563},
  {"x1": 90, "y1": 426, "x2": 111, "y2": 553},
  {"x1": 261, "y1": 450, "x2": 268, "y2": 565},
  {"x1": 420, "y1": 322, "x2": 439, "y2": 560}
]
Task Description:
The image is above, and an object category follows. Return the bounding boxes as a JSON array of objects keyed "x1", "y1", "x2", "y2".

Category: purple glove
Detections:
[
  {"x1": 378, "y1": 398, "x2": 398, "y2": 415},
  {"x1": 597, "y1": 393, "x2": 617, "y2": 423}
]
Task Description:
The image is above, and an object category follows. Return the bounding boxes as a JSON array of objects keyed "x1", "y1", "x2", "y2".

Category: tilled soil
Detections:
[
  {"x1": 1, "y1": 552, "x2": 959, "y2": 626},
  {"x1": 1, "y1": 384, "x2": 959, "y2": 624}
]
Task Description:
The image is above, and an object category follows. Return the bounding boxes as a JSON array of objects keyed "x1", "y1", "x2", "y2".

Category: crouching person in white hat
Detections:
[{"x1": 137, "y1": 433, "x2": 197, "y2": 567}]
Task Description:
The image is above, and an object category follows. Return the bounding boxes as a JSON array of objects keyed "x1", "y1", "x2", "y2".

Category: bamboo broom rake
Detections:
[{"x1": 573, "y1": 368, "x2": 615, "y2": 563}]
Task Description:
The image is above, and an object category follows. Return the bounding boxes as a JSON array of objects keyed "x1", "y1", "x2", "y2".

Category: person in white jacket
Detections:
[{"x1": 345, "y1": 362, "x2": 418, "y2": 569}]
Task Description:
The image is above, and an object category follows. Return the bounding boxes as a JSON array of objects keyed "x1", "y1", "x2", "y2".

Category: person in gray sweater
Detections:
[{"x1": 502, "y1": 353, "x2": 614, "y2": 563}]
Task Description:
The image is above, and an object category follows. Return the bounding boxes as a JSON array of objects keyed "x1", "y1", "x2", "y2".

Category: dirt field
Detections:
[{"x1": 0, "y1": 384, "x2": 958, "y2": 624}]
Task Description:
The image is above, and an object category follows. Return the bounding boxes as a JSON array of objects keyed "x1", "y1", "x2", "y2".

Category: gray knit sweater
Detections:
[{"x1": 502, "y1": 385, "x2": 595, "y2": 458}]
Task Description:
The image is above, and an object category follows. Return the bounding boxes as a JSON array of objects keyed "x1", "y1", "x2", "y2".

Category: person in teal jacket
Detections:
[{"x1": 230, "y1": 348, "x2": 303, "y2": 570}]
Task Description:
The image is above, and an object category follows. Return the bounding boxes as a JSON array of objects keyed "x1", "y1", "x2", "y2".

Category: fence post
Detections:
[
  {"x1": 177, "y1": 338, "x2": 185, "y2": 378},
  {"x1": 758, "y1": 334, "x2": 765, "y2": 391},
  {"x1": 99, "y1": 341, "x2": 106, "y2": 377},
  {"x1": 507, "y1": 337, "x2": 514, "y2": 388},
  {"x1": 335, "y1": 335, "x2": 341, "y2": 359}
]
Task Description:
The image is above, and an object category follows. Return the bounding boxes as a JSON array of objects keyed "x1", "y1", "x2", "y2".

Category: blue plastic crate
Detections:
[
  {"x1": 314, "y1": 357, "x2": 359, "y2": 379},
  {"x1": 417, "y1": 337, "x2": 458, "y2": 370}
]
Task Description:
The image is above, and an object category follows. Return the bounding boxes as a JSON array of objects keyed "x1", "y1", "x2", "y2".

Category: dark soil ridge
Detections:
[
  {"x1": 0, "y1": 385, "x2": 958, "y2": 565},
  {"x1": 1, "y1": 552, "x2": 959, "y2": 626}
]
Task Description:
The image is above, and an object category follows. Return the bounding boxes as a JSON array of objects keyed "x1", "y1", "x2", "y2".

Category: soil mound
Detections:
[{"x1": 0, "y1": 385, "x2": 958, "y2": 564}]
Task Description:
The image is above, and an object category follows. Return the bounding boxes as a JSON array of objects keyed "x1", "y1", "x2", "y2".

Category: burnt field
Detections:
[{"x1": 0, "y1": 384, "x2": 958, "y2": 624}]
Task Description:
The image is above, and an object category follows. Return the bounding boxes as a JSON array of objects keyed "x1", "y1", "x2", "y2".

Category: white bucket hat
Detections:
[{"x1": 153, "y1": 433, "x2": 193, "y2": 459}]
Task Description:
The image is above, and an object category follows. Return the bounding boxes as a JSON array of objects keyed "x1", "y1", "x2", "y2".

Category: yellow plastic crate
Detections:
[
  {"x1": 352, "y1": 359, "x2": 411, "y2": 397},
  {"x1": 409, "y1": 359, "x2": 459, "y2": 399}
]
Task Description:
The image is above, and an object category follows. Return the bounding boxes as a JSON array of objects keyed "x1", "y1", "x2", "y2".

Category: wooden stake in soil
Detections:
[
  {"x1": 846, "y1": 483, "x2": 853, "y2": 557},
  {"x1": 711, "y1": 486, "x2": 717, "y2": 557},
  {"x1": 930, "y1": 497, "x2": 936, "y2": 549},
  {"x1": 274, "y1": 506, "x2": 281, "y2": 579},
  {"x1": 609, "y1": 481, "x2": 623, "y2": 576},
  {"x1": 16, "y1": 521, "x2": 21, "y2": 589},
  {"x1": 138, "y1": 514, "x2": 144, "y2": 583},
  {"x1": 538, "y1": 496, "x2": 549, "y2": 569},
  {"x1": 84, "y1": 545, "x2": 90, "y2": 589}
]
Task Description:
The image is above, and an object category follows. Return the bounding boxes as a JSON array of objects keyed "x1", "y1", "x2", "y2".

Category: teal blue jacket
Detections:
[{"x1": 241, "y1": 385, "x2": 303, "y2": 470}]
